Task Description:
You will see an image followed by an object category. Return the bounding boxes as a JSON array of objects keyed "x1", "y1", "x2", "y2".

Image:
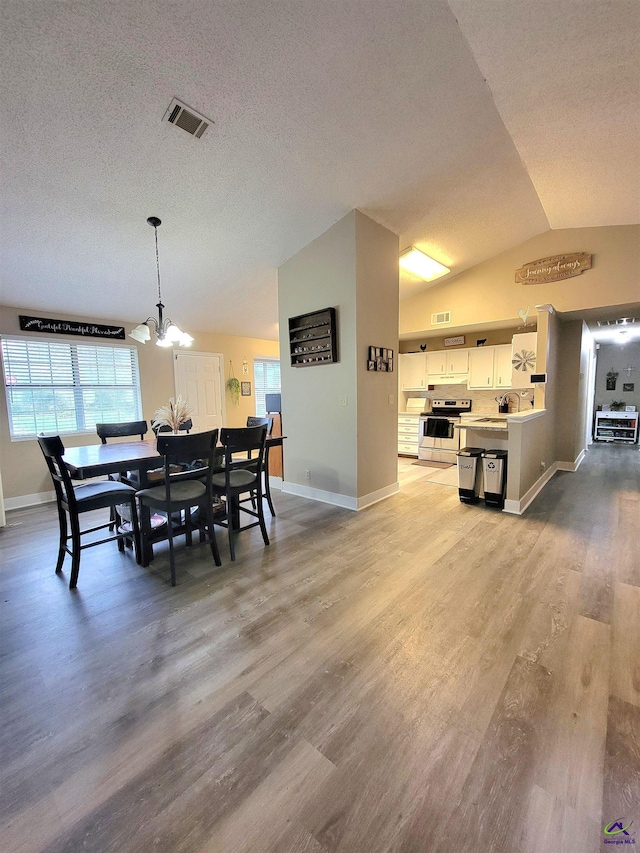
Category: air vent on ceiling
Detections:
[
  {"x1": 431, "y1": 311, "x2": 451, "y2": 326},
  {"x1": 596, "y1": 317, "x2": 638, "y2": 326},
  {"x1": 163, "y1": 98, "x2": 212, "y2": 139}
]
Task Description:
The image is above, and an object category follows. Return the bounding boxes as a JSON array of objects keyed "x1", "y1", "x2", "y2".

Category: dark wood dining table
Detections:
[{"x1": 63, "y1": 434, "x2": 285, "y2": 564}]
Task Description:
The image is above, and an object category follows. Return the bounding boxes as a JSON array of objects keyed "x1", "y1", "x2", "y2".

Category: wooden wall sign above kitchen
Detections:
[
  {"x1": 515, "y1": 253, "x2": 592, "y2": 285},
  {"x1": 19, "y1": 315, "x2": 125, "y2": 339}
]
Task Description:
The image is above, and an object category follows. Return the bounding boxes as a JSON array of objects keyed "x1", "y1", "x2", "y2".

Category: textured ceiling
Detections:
[{"x1": 1, "y1": 1, "x2": 637, "y2": 341}]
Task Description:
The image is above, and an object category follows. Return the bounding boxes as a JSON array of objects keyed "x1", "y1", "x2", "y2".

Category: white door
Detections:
[{"x1": 174, "y1": 351, "x2": 225, "y2": 433}]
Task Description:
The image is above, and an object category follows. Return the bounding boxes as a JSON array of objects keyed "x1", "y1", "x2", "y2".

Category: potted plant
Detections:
[
  {"x1": 226, "y1": 361, "x2": 240, "y2": 405},
  {"x1": 610, "y1": 399, "x2": 625, "y2": 411}
]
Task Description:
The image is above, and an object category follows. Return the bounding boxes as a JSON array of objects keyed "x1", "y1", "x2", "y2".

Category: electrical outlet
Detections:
[
  {"x1": 388, "y1": 394, "x2": 395, "y2": 404},
  {"x1": 540, "y1": 461, "x2": 546, "y2": 471},
  {"x1": 338, "y1": 395, "x2": 348, "y2": 406},
  {"x1": 305, "y1": 469, "x2": 311, "y2": 480}
]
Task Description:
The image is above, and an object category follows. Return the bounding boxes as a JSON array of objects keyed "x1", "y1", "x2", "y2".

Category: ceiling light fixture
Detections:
[
  {"x1": 399, "y1": 247, "x2": 450, "y2": 282},
  {"x1": 129, "y1": 217, "x2": 194, "y2": 348}
]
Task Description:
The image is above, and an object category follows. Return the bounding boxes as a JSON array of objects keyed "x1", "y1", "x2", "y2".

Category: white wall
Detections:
[{"x1": 278, "y1": 209, "x2": 399, "y2": 506}]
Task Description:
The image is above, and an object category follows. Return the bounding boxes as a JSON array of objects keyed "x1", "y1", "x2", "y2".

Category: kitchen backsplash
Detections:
[{"x1": 404, "y1": 385, "x2": 534, "y2": 413}]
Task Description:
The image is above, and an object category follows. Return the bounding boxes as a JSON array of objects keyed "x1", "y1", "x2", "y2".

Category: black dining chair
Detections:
[
  {"x1": 95, "y1": 420, "x2": 150, "y2": 538},
  {"x1": 96, "y1": 420, "x2": 148, "y2": 443},
  {"x1": 38, "y1": 434, "x2": 141, "y2": 589},
  {"x1": 211, "y1": 425, "x2": 269, "y2": 561},
  {"x1": 135, "y1": 429, "x2": 221, "y2": 586},
  {"x1": 152, "y1": 418, "x2": 192, "y2": 435},
  {"x1": 245, "y1": 416, "x2": 276, "y2": 516}
]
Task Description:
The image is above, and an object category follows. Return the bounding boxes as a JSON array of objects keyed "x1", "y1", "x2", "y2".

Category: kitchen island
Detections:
[{"x1": 455, "y1": 409, "x2": 547, "y2": 514}]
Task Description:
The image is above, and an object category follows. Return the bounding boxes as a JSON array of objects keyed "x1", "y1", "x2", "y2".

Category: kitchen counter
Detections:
[{"x1": 456, "y1": 415, "x2": 508, "y2": 432}]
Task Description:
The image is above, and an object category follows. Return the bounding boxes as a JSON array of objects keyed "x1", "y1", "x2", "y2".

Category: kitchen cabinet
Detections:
[
  {"x1": 399, "y1": 352, "x2": 427, "y2": 389},
  {"x1": 426, "y1": 349, "x2": 468, "y2": 375},
  {"x1": 467, "y1": 347, "x2": 495, "y2": 389},
  {"x1": 494, "y1": 345, "x2": 513, "y2": 389},
  {"x1": 511, "y1": 332, "x2": 537, "y2": 388},
  {"x1": 427, "y1": 348, "x2": 469, "y2": 385},
  {"x1": 397, "y1": 413, "x2": 421, "y2": 456},
  {"x1": 594, "y1": 411, "x2": 638, "y2": 444}
]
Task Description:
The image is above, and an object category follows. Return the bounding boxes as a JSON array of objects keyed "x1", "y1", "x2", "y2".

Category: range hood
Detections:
[{"x1": 429, "y1": 374, "x2": 468, "y2": 385}]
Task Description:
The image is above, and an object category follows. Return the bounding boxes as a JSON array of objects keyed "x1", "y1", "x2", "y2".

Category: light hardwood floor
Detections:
[{"x1": 1, "y1": 444, "x2": 638, "y2": 853}]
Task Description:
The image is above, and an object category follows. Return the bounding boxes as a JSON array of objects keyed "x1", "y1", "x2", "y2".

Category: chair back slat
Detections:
[
  {"x1": 246, "y1": 416, "x2": 273, "y2": 435},
  {"x1": 155, "y1": 429, "x2": 219, "y2": 493},
  {"x1": 152, "y1": 418, "x2": 192, "y2": 436},
  {"x1": 37, "y1": 435, "x2": 77, "y2": 508},
  {"x1": 96, "y1": 421, "x2": 148, "y2": 443}
]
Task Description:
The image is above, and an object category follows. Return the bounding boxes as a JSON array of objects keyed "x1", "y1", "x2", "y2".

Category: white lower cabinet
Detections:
[{"x1": 398, "y1": 413, "x2": 420, "y2": 456}]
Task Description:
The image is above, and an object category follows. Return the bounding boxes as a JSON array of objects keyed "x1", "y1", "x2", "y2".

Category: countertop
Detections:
[{"x1": 455, "y1": 408, "x2": 546, "y2": 432}]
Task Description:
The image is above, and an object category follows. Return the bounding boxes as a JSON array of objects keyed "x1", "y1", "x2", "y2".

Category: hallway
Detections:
[{"x1": 0, "y1": 444, "x2": 638, "y2": 852}]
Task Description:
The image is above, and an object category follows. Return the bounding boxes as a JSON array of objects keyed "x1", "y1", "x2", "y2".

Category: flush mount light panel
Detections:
[
  {"x1": 399, "y1": 247, "x2": 450, "y2": 282},
  {"x1": 163, "y1": 98, "x2": 212, "y2": 139}
]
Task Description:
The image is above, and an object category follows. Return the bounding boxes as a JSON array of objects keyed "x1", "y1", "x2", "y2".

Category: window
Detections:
[
  {"x1": 1, "y1": 337, "x2": 142, "y2": 439},
  {"x1": 253, "y1": 357, "x2": 280, "y2": 416}
]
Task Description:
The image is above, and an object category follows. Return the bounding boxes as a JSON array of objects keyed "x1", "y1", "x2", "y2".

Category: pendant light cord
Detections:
[{"x1": 153, "y1": 225, "x2": 162, "y2": 304}]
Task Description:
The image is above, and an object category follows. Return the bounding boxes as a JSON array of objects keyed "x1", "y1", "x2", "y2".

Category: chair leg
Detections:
[
  {"x1": 54, "y1": 504, "x2": 68, "y2": 575},
  {"x1": 185, "y1": 508, "x2": 193, "y2": 546},
  {"x1": 263, "y1": 476, "x2": 276, "y2": 517},
  {"x1": 69, "y1": 514, "x2": 82, "y2": 589},
  {"x1": 256, "y1": 489, "x2": 270, "y2": 547},
  {"x1": 167, "y1": 516, "x2": 176, "y2": 587},
  {"x1": 226, "y1": 496, "x2": 236, "y2": 561},
  {"x1": 129, "y1": 497, "x2": 141, "y2": 566},
  {"x1": 205, "y1": 500, "x2": 222, "y2": 567}
]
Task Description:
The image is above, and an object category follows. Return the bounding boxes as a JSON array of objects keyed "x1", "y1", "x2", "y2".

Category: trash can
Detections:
[
  {"x1": 482, "y1": 450, "x2": 508, "y2": 509},
  {"x1": 456, "y1": 447, "x2": 485, "y2": 504}
]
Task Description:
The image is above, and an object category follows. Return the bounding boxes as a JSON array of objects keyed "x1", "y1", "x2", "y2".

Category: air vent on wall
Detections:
[
  {"x1": 163, "y1": 98, "x2": 212, "y2": 139},
  {"x1": 596, "y1": 317, "x2": 638, "y2": 326},
  {"x1": 431, "y1": 311, "x2": 451, "y2": 326}
]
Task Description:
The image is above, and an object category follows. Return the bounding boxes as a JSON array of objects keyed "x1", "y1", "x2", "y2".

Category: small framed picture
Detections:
[
  {"x1": 241, "y1": 381, "x2": 251, "y2": 396},
  {"x1": 367, "y1": 360, "x2": 375, "y2": 371},
  {"x1": 369, "y1": 346, "x2": 376, "y2": 360},
  {"x1": 623, "y1": 383, "x2": 634, "y2": 392}
]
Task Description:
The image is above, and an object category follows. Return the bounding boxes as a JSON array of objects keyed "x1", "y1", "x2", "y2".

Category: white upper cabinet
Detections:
[
  {"x1": 399, "y1": 352, "x2": 427, "y2": 389},
  {"x1": 494, "y1": 345, "x2": 513, "y2": 388},
  {"x1": 511, "y1": 332, "x2": 537, "y2": 388},
  {"x1": 467, "y1": 347, "x2": 495, "y2": 389},
  {"x1": 426, "y1": 349, "x2": 468, "y2": 377}
]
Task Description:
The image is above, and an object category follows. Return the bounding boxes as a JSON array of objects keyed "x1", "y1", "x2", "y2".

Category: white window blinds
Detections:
[
  {"x1": 253, "y1": 357, "x2": 281, "y2": 417},
  {"x1": 1, "y1": 337, "x2": 142, "y2": 438}
]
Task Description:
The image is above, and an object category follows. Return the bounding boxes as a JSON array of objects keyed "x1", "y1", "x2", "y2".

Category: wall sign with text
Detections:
[
  {"x1": 19, "y1": 315, "x2": 126, "y2": 339},
  {"x1": 515, "y1": 253, "x2": 592, "y2": 285}
]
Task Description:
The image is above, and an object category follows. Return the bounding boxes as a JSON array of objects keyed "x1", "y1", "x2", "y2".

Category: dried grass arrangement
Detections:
[{"x1": 152, "y1": 395, "x2": 193, "y2": 433}]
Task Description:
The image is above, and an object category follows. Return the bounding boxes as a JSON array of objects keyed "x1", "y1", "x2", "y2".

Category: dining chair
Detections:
[
  {"x1": 211, "y1": 425, "x2": 269, "y2": 561},
  {"x1": 152, "y1": 418, "x2": 193, "y2": 435},
  {"x1": 96, "y1": 420, "x2": 148, "y2": 443},
  {"x1": 245, "y1": 416, "x2": 276, "y2": 516},
  {"x1": 95, "y1": 420, "x2": 150, "y2": 537},
  {"x1": 38, "y1": 434, "x2": 140, "y2": 589},
  {"x1": 135, "y1": 429, "x2": 221, "y2": 586}
]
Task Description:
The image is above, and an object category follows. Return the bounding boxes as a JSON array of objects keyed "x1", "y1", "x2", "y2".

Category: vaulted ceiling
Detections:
[{"x1": 1, "y1": 1, "x2": 638, "y2": 340}]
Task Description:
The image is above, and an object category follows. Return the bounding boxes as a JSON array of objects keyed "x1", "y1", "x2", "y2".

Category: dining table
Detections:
[{"x1": 63, "y1": 434, "x2": 285, "y2": 564}]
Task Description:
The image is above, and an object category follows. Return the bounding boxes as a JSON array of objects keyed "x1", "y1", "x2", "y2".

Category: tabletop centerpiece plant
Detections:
[{"x1": 152, "y1": 394, "x2": 192, "y2": 434}]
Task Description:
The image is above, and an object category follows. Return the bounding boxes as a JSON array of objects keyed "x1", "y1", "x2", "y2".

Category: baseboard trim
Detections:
[
  {"x1": 268, "y1": 475, "x2": 283, "y2": 490},
  {"x1": 282, "y1": 482, "x2": 358, "y2": 510},
  {"x1": 503, "y1": 462, "x2": 559, "y2": 515},
  {"x1": 281, "y1": 480, "x2": 399, "y2": 511},
  {"x1": 356, "y1": 481, "x2": 400, "y2": 510},
  {"x1": 556, "y1": 448, "x2": 587, "y2": 473},
  {"x1": 5, "y1": 490, "x2": 55, "y2": 511}
]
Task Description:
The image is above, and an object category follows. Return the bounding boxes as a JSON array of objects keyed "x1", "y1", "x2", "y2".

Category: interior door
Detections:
[{"x1": 174, "y1": 351, "x2": 225, "y2": 433}]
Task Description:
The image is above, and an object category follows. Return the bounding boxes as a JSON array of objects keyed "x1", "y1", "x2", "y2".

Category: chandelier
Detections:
[{"x1": 129, "y1": 217, "x2": 194, "y2": 347}]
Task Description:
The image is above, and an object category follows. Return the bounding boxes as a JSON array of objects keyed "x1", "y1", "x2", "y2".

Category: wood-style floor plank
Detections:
[{"x1": 1, "y1": 443, "x2": 639, "y2": 853}]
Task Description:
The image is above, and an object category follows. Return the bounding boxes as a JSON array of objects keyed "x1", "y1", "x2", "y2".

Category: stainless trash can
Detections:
[
  {"x1": 456, "y1": 447, "x2": 485, "y2": 504},
  {"x1": 482, "y1": 450, "x2": 508, "y2": 509}
]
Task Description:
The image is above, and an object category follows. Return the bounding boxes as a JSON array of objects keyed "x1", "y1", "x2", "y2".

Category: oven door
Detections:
[{"x1": 419, "y1": 416, "x2": 460, "y2": 460}]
